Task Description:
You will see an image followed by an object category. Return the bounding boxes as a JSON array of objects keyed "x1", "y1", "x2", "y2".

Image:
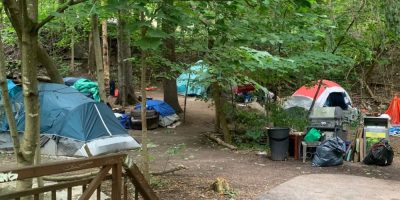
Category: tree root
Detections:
[{"x1": 151, "y1": 165, "x2": 188, "y2": 176}]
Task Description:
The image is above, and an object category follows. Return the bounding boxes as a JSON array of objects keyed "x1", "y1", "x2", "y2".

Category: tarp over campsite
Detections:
[
  {"x1": 0, "y1": 81, "x2": 140, "y2": 157},
  {"x1": 134, "y1": 100, "x2": 180, "y2": 127},
  {"x1": 284, "y1": 80, "x2": 352, "y2": 110}
]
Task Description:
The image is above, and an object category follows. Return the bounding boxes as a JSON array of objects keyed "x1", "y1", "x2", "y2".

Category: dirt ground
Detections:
[
  {"x1": 1, "y1": 90, "x2": 400, "y2": 200},
  {"x1": 129, "y1": 91, "x2": 400, "y2": 200}
]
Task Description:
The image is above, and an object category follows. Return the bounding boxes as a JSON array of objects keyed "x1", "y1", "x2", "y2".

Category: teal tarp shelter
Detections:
[
  {"x1": 177, "y1": 61, "x2": 208, "y2": 96},
  {"x1": 0, "y1": 81, "x2": 140, "y2": 157}
]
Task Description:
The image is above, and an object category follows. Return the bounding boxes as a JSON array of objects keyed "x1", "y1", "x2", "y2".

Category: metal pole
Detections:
[
  {"x1": 183, "y1": 73, "x2": 191, "y2": 123},
  {"x1": 307, "y1": 80, "x2": 323, "y2": 118}
]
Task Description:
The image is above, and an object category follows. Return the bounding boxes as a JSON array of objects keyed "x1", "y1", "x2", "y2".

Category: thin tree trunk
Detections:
[
  {"x1": 37, "y1": 45, "x2": 63, "y2": 83},
  {"x1": 308, "y1": 80, "x2": 323, "y2": 117},
  {"x1": 162, "y1": 0, "x2": 182, "y2": 113},
  {"x1": 116, "y1": 12, "x2": 138, "y2": 106},
  {"x1": 212, "y1": 82, "x2": 231, "y2": 144},
  {"x1": 117, "y1": 13, "x2": 127, "y2": 106},
  {"x1": 70, "y1": 33, "x2": 75, "y2": 71},
  {"x1": 0, "y1": 16, "x2": 22, "y2": 162},
  {"x1": 140, "y1": 12, "x2": 150, "y2": 182},
  {"x1": 102, "y1": 20, "x2": 110, "y2": 96},
  {"x1": 17, "y1": 0, "x2": 40, "y2": 193},
  {"x1": 91, "y1": 13, "x2": 107, "y2": 102},
  {"x1": 88, "y1": 31, "x2": 96, "y2": 74}
]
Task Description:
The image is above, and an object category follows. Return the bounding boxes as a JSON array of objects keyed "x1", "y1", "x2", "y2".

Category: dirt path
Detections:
[{"x1": 129, "y1": 91, "x2": 400, "y2": 200}]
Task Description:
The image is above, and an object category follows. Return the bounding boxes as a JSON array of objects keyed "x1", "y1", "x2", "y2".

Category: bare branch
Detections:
[
  {"x1": 332, "y1": 0, "x2": 366, "y2": 54},
  {"x1": 35, "y1": 0, "x2": 87, "y2": 31}
]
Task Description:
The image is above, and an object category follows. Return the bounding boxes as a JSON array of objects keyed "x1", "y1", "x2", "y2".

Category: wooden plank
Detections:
[
  {"x1": 68, "y1": 187, "x2": 72, "y2": 200},
  {"x1": 0, "y1": 153, "x2": 125, "y2": 180},
  {"x1": 51, "y1": 190, "x2": 56, "y2": 200},
  {"x1": 124, "y1": 164, "x2": 158, "y2": 200},
  {"x1": 112, "y1": 163, "x2": 122, "y2": 200},
  {"x1": 97, "y1": 185, "x2": 101, "y2": 200},
  {"x1": 124, "y1": 177, "x2": 128, "y2": 200},
  {"x1": 0, "y1": 176, "x2": 112, "y2": 199},
  {"x1": 79, "y1": 165, "x2": 111, "y2": 200}
]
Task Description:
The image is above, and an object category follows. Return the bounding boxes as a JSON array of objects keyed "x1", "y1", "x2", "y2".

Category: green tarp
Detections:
[{"x1": 72, "y1": 79, "x2": 101, "y2": 102}]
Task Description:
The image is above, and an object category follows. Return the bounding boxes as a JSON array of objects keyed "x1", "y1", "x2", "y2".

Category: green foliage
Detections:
[
  {"x1": 166, "y1": 143, "x2": 186, "y2": 156},
  {"x1": 150, "y1": 176, "x2": 169, "y2": 189},
  {"x1": 269, "y1": 104, "x2": 308, "y2": 131},
  {"x1": 230, "y1": 108, "x2": 268, "y2": 144}
]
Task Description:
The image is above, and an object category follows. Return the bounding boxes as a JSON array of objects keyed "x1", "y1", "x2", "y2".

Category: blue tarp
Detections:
[
  {"x1": 0, "y1": 83, "x2": 128, "y2": 141},
  {"x1": 7, "y1": 80, "x2": 16, "y2": 91},
  {"x1": 177, "y1": 61, "x2": 208, "y2": 96},
  {"x1": 4, "y1": 79, "x2": 21, "y2": 98},
  {"x1": 134, "y1": 100, "x2": 175, "y2": 117}
]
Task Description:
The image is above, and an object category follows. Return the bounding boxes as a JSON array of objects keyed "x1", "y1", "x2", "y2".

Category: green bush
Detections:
[
  {"x1": 229, "y1": 103, "x2": 308, "y2": 148},
  {"x1": 230, "y1": 108, "x2": 268, "y2": 145},
  {"x1": 269, "y1": 104, "x2": 308, "y2": 131}
]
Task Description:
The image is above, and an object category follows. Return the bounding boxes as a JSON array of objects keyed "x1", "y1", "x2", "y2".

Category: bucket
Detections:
[{"x1": 268, "y1": 127, "x2": 290, "y2": 161}]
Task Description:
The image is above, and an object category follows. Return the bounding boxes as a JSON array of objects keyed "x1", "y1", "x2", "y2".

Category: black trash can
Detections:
[{"x1": 268, "y1": 127, "x2": 290, "y2": 161}]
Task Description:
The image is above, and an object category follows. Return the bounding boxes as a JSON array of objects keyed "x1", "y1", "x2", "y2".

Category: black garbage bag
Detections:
[
  {"x1": 363, "y1": 139, "x2": 393, "y2": 166},
  {"x1": 312, "y1": 137, "x2": 346, "y2": 167}
]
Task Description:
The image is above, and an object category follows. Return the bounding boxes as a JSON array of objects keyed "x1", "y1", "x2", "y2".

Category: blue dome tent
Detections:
[
  {"x1": 177, "y1": 61, "x2": 208, "y2": 96},
  {"x1": 0, "y1": 81, "x2": 140, "y2": 157}
]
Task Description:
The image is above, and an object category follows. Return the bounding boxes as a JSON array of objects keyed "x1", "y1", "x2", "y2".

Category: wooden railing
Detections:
[{"x1": 0, "y1": 153, "x2": 158, "y2": 200}]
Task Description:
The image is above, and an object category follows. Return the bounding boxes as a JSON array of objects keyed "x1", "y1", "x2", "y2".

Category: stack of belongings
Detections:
[{"x1": 133, "y1": 100, "x2": 180, "y2": 129}]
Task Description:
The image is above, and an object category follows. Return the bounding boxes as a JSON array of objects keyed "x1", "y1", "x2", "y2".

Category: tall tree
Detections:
[
  {"x1": 90, "y1": 3, "x2": 107, "y2": 102},
  {"x1": 3, "y1": 0, "x2": 40, "y2": 192},
  {"x1": 101, "y1": 0, "x2": 110, "y2": 96},
  {"x1": 140, "y1": 11, "x2": 150, "y2": 181},
  {"x1": 116, "y1": 11, "x2": 138, "y2": 106},
  {"x1": 0, "y1": 7, "x2": 22, "y2": 168},
  {"x1": 2, "y1": 0, "x2": 87, "y2": 192},
  {"x1": 161, "y1": 0, "x2": 182, "y2": 113}
]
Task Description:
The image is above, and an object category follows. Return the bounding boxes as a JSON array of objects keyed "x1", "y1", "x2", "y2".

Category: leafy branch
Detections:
[{"x1": 35, "y1": 0, "x2": 87, "y2": 31}]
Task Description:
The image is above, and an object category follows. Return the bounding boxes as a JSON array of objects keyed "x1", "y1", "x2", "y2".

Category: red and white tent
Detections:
[{"x1": 284, "y1": 80, "x2": 352, "y2": 110}]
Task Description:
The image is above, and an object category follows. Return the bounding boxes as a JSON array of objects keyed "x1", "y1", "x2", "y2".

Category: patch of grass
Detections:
[{"x1": 150, "y1": 176, "x2": 169, "y2": 189}]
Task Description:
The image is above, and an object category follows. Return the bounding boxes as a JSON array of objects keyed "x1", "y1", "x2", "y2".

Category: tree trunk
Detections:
[
  {"x1": 0, "y1": 17, "x2": 22, "y2": 163},
  {"x1": 18, "y1": 0, "x2": 41, "y2": 194},
  {"x1": 140, "y1": 12, "x2": 150, "y2": 182},
  {"x1": 212, "y1": 82, "x2": 232, "y2": 144},
  {"x1": 117, "y1": 13, "x2": 127, "y2": 106},
  {"x1": 140, "y1": 51, "x2": 150, "y2": 181},
  {"x1": 102, "y1": 20, "x2": 110, "y2": 96},
  {"x1": 70, "y1": 32, "x2": 75, "y2": 71},
  {"x1": 37, "y1": 45, "x2": 63, "y2": 83},
  {"x1": 91, "y1": 14, "x2": 107, "y2": 102},
  {"x1": 116, "y1": 12, "x2": 138, "y2": 106},
  {"x1": 88, "y1": 31, "x2": 96, "y2": 74},
  {"x1": 161, "y1": 0, "x2": 182, "y2": 113}
]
